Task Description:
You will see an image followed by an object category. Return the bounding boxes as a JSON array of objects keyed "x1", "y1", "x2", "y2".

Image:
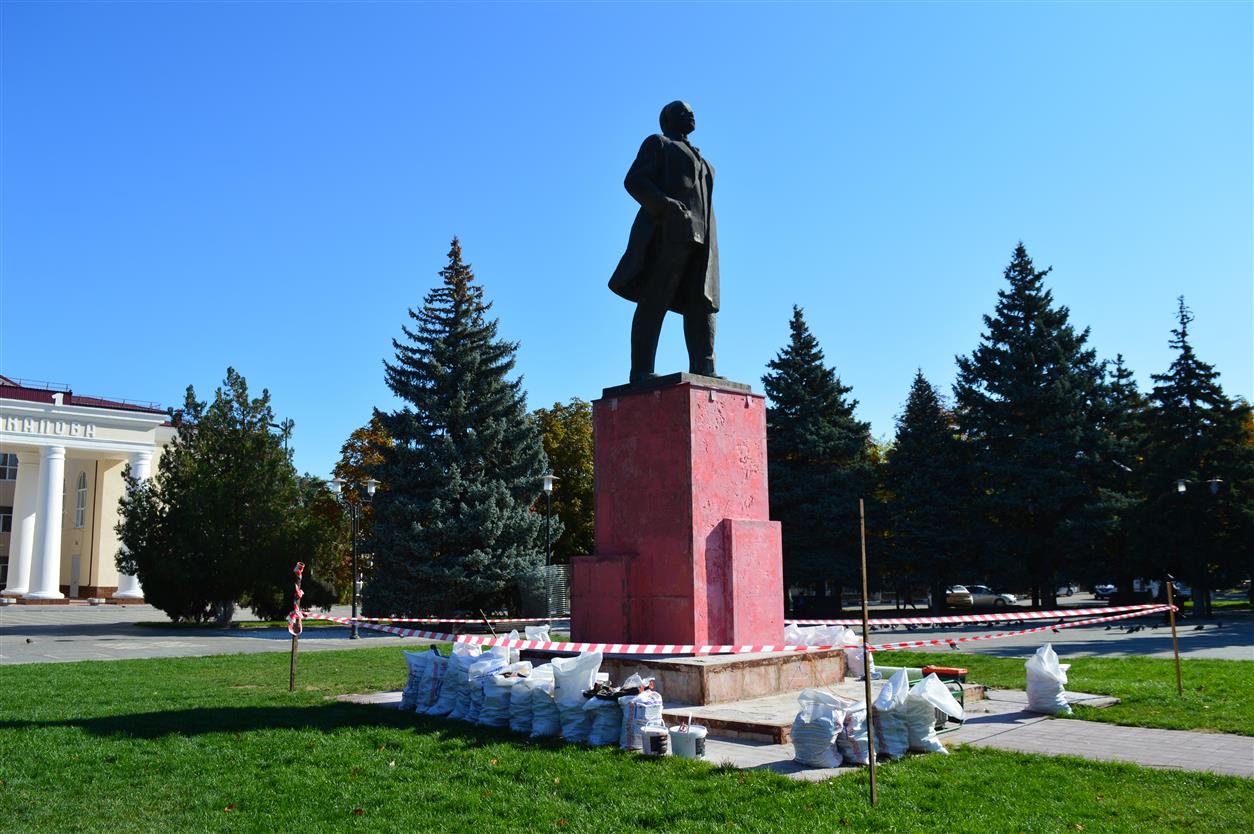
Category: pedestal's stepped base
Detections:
[
  {"x1": 663, "y1": 680, "x2": 989, "y2": 744},
  {"x1": 521, "y1": 647, "x2": 847, "y2": 707}
]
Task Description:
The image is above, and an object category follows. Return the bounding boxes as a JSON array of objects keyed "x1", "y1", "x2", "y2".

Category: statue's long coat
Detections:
[{"x1": 608, "y1": 133, "x2": 720, "y2": 314}]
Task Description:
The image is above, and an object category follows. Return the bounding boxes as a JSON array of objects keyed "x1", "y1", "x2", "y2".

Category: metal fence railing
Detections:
[{"x1": 520, "y1": 564, "x2": 570, "y2": 618}]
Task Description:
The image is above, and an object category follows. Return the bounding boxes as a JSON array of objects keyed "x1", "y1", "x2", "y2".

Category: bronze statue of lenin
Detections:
[{"x1": 608, "y1": 100, "x2": 720, "y2": 383}]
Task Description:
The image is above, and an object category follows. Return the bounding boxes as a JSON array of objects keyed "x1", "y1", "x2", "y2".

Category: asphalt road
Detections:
[
  {"x1": 1, "y1": 596, "x2": 1250, "y2": 665},
  {"x1": 829, "y1": 592, "x2": 1253, "y2": 661},
  {"x1": 0, "y1": 603, "x2": 437, "y2": 665}
]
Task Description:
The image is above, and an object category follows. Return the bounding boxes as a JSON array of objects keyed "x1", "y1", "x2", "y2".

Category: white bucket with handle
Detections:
[
  {"x1": 640, "y1": 724, "x2": 670, "y2": 756},
  {"x1": 669, "y1": 724, "x2": 707, "y2": 760}
]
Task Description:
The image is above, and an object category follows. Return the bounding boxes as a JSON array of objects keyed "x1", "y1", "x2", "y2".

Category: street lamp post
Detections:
[
  {"x1": 1175, "y1": 476, "x2": 1223, "y2": 619},
  {"x1": 542, "y1": 471, "x2": 559, "y2": 618},
  {"x1": 330, "y1": 475, "x2": 379, "y2": 639}
]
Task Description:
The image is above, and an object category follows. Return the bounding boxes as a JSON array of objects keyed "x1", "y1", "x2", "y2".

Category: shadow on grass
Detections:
[{"x1": 0, "y1": 701, "x2": 580, "y2": 753}]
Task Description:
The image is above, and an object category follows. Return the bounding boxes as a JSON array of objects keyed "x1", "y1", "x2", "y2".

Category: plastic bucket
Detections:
[
  {"x1": 641, "y1": 725, "x2": 669, "y2": 756},
  {"x1": 669, "y1": 725, "x2": 707, "y2": 760}
]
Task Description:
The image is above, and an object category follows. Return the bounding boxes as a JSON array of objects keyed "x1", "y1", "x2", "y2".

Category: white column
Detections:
[
  {"x1": 113, "y1": 449, "x2": 153, "y2": 599},
  {"x1": 25, "y1": 445, "x2": 66, "y2": 600},
  {"x1": 2, "y1": 451, "x2": 40, "y2": 596}
]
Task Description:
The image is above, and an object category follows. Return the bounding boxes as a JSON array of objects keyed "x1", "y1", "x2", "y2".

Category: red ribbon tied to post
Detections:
[{"x1": 287, "y1": 562, "x2": 306, "y2": 637}]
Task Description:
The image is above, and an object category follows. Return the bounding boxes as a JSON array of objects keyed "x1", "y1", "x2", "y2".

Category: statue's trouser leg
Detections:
[
  {"x1": 630, "y1": 242, "x2": 698, "y2": 379},
  {"x1": 683, "y1": 310, "x2": 716, "y2": 376}
]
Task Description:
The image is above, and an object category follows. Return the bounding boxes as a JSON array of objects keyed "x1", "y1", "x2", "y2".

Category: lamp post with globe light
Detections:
[
  {"x1": 542, "y1": 471, "x2": 559, "y2": 618},
  {"x1": 1174, "y1": 476, "x2": 1223, "y2": 620},
  {"x1": 330, "y1": 475, "x2": 379, "y2": 639}
]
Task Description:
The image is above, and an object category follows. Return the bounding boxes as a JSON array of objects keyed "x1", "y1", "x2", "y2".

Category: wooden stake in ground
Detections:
[
  {"x1": 1165, "y1": 575, "x2": 1182, "y2": 696},
  {"x1": 859, "y1": 498, "x2": 878, "y2": 807},
  {"x1": 288, "y1": 562, "x2": 306, "y2": 693}
]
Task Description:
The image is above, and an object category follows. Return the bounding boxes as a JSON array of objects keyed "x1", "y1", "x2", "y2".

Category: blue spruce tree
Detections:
[{"x1": 366, "y1": 239, "x2": 555, "y2": 616}]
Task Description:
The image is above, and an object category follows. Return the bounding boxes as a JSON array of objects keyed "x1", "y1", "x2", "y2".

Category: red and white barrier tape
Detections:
[
  {"x1": 300, "y1": 604, "x2": 1174, "y2": 655},
  {"x1": 286, "y1": 562, "x2": 306, "y2": 637},
  {"x1": 865, "y1": 605, "x2": 1174, "y2": 652},
  {"x1": 786, "y1": 603, "x2": 1163, "y2": 628},
  {"x1": 343, "y1": 615, "x2": 568, "y2": 624}
]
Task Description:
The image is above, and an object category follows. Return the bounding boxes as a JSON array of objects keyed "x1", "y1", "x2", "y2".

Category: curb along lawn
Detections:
[
  {"x1": 887, "y1": 650, "x2": 1254, "y2": 735},
  {"x1": 1, "y1": 647, "x2": 1251, "y2": 834}
]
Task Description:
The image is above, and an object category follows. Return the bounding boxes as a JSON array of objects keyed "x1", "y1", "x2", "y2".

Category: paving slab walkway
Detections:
[
  {"x1": 941, "y1": 689, "x2": 1253, "y2": 778},
  {"x1": 348, "y1": 686, "x2": 1253, "y2": 781},
  {"x1": 703, "y1": 688, "x2": 1252, "y2": 780}
]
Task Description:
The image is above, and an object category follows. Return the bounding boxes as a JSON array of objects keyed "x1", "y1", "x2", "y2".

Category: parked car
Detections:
[
  {"x1": 965, "y1": 585, "x2": 1018, "y2": 607},
  {"x1": 1056, "y1": 582, "x2": 1077, "y2": 597},
  {"x1": 1094, "y1": 583, "x2": 1117, "y2": 600},
  {"x1": 946, "y1": 585, "x2": 974, "y2": 607},
  {"x1": 1133, "y1": 579, "x2": 1193, "y2": 602}
]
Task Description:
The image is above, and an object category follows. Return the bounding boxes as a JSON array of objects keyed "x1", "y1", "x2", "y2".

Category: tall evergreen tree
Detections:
[
  {"x1": 1074, "y1": 355, "x2": 1148, "y2": 600},
  {"x1": 367, "y1": 238, "x2": 554, "y2": 616},
  {"x1": 1136, "y1": 299, "x2": 1254, "y2": 616},
  {"x1": 763, "y1": 306, "x2": 875, "y2": 612},
  {"x1": 116, "y1": 368, "x2": 323, "y2": 624},
  {"x1": 954, "y1": 243, "x2": 1105, "y2": 606},
  {"x1": 882, "y1": 371, "x2": 971, "y2": 612}
]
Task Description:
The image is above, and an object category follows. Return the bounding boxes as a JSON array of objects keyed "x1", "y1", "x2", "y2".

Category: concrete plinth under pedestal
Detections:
[{"x1": 521, "y1": 647, "x2": 847, "y2": 706}]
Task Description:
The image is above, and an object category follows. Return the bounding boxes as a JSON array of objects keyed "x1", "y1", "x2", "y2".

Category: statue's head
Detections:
[{"x1": 659, "y1": 100, "x2": 696, "y2": 137}]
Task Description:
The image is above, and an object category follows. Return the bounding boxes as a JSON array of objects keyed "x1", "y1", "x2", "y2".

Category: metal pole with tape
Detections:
[
  {"x1": 859, "y1": 498, "x2": 877, "y2": 806},
  {"x1": 1166, "y1": 574, "x2": 1182, "y2": 696},
  {"x1": 287, "y1": 562, "x2": 305, "y2": 692}
]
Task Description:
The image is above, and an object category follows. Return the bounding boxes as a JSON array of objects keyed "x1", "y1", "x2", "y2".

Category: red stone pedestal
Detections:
[{"x1": 570, "y1": 374, "x2": 784, "y2": 646}]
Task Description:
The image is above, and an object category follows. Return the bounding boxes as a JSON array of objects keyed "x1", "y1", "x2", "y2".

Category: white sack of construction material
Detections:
[
  {"x1": 479, "y1": 662, "x2": 532, "y2": 728},
  {"x1": 1026, "y1": 644, "x2": 1072, "y2": 715},
  {"x1": 791, "y1": 688, "x2": 853, "y2": 768},
  {"x1": 450, "y1": 644, "x2": 509, "y2": 722},
  {"x1": 401, "y1": 649, "x2": 447, "y2": 713},
  {"x1": 785, "y1": 624, "x2": 856, "y2": 647},
  {"x1": 400, "y1": 650, "x2": 434, "y2": 711},
  {"x1": 871, "y1": 667, "x2": 911, "y2": 759},
  {"x1": 525, "y1": 625, "x2": 551, "y2": 642},
  {"x1": 583, "y1": 692, "x2": 623, "y2": 747},
  {"x1": 505, "y1": 630, "x2": 522, "y2": 664},
  {"x1": 844, "y1": 644, "x2": 876, "y2": 681},
  {"x1": 424, "y1": 643, "x2": 481, "y2": 717},
  {"x1": 528, "y1": 666, "x2": 561, "y2": 737},
  {"x1": 461, "y1": 654, "x2": 508, "y2": 723},
  {"x1": 510, "y1": 662, "x2": 550, "y2": 735},
  {"x1": 836, "y1": 701, "x2": 871, "y2": 765},
  {"x1": 903, "y1": 673, "x2": 965, "y2": 754},
  {"x1": 619, "y1": 676, "x2": 664, "y2": 751},
  {"x1": 553, "y1": 652, "x2": 603, "y2": 743},
  {"x1": 784, "y1": 623, "x2": 813, "y2": 645},
  {"x1": 415, "y1": 651, "x2": 449, "y2": 713}
]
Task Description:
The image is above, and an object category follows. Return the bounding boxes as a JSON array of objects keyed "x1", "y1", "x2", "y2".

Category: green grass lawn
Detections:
[
  {"x1": 887, "y1": 651, "x2": 1254, "y2": 735},
  {"x1": 2, "y1": 648, "x2": 1251, "y2": 833}
]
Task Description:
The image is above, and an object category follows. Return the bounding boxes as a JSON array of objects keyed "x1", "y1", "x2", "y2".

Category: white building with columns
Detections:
[{"x1": 0, "y1": 376, "x2": 174, "y2": 602}]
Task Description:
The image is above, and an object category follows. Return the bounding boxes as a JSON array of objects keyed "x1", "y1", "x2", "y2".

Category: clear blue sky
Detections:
[{"x1": 3, "y1": 1, "x2": 1250, "y2": 479}]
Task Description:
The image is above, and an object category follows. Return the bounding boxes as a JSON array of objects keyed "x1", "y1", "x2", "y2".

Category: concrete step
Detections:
[{"x1": 664, "y1": 680, "x2": 989, "y2": 743}]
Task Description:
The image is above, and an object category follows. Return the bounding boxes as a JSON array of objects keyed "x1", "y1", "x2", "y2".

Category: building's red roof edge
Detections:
[{"x1": 1, "y1": 383, "x2": 168, "y2": 416}]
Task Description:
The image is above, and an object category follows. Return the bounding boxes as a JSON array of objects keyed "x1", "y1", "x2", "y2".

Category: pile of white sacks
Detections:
[
  {"x1": 398, "y1": 627, "x2": 666, "y2": 751},
  {"x1": 784, "y1": 624, "x2": 876, "y2": 680},
  {"x1": 791, "y1": 668, "x2": 965, "y2": 769}
]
